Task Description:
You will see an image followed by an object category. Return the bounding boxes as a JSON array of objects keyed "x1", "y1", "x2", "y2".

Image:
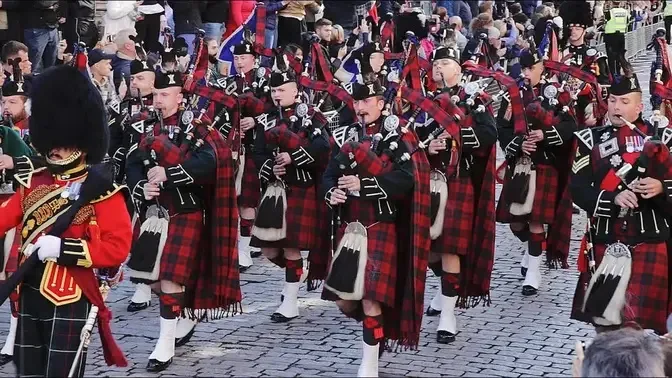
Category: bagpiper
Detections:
[
  {"x1": 250, "y1": 66, "x2": 330, "y2": 323},
  {"x1": 0, "y1": 64, "x2": 130, "y2": 377},
  {"x1": 125, "y1": 67, "x2": 241, "y2": 372},
  {"x1": 421, "y1": 46, "x2": 498, "y2": 343},
  {"x1": 321, "y1": 79, "x2": 431, "y2": 377},
  {"x1": 1, "y1": 65, "x2": 32, "y2": 144},
  {"x1": 496, "y1": 48, "x2": 577, "y2": 295},
  {"x1": 570, "y1": 67, "x2": 672, "y2": 335}
]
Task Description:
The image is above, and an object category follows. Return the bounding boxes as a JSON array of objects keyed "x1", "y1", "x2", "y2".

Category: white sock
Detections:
[
  {"x1": 429, "y1": 289, "x2": 441, "y2": 311},
  {"x1": 131, "y1": 283, "x2": 152, "y2": 304},
  {"x1": 357, "y1": 339, "x2": 380, "y2": 377},
  {"x1": 523, "y1": 255, "x2": 542, "y2": 289},
  {"x1": 238, "y1": 236, "x2": 253, "y2": 268},
  {"x1": 149, "y1": 317, "x2": 177, "y2": 362},
  {"x1": 0, "y1": 315, "x2": 17, "y2": 356},
  {"x1": 437, "y1": 295, "x2": 458, "y2": 334},
  {"x1": 521, "y1": 250, "x2": 529, "y2": 269},
  {"x1": 275, "y1": 282, "x2": 300, "y2": 318}
]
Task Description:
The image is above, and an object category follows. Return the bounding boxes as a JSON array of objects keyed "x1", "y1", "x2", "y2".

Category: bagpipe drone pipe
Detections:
[
  {"x1": 582, "y1": 138, "x2": 672, "y2": 326},
  {"x1": 648, "y1": 27, "x2": 672, "y2": 117}
]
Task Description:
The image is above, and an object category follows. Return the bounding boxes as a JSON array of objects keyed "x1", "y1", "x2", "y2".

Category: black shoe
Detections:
[
  {"x1": 127, "y1": 301, "x2": 150, "y2": 312},
  {"x1": 0, "y1": 353, "x2": 12, "y2": 366},
  {"x1": 270, "y1": 312, "x2": 297, "y2": 323},
  {"x1": 425, "y1": 306, "x2": 441, "y2": 316},
  {"x1": 520, "y1": 267, "x2": 528, "y2": 278},
  {"x1": 437, "y1": 330, "x2": 456, "y2": 344},
  {"x1": 239, "y1": 265, "x2": 251, "y2": 273},
  {"x1": 251, "y1": 250, "x2": 262, "y2": 258},
  {"x1": 146, "y1": 358, "x2": 173, "y2": 372},
  {"x1": 522, "y1": 285, "x2": 538, "y2": 296}
]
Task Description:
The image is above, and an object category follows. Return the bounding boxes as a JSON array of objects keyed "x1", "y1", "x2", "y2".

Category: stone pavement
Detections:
[{"x1": 0, "y1": 51, "x2": 657, "y2": 377}]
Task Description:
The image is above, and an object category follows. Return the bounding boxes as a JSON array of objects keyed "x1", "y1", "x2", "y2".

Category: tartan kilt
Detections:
[
  {"x1": 322, "y1": 198, "x2": 398, "y2": 308},
  {"x1": 496, "y1": 163, "x2": 558, "y2": 225},
  {"x1": 571, "y1": 241, "x2": 670, "y2": 334},
  {"x1": 159, "y1": 211, "x2": 203, "y2": 285},
  {"x1": 16, "y1": 281, "x2": 91, "y2": 377},
  {"x1": 238, "y1": 154, "x2": 261, "y2": 209},
  {"x1": 432, "y1": 176, "x2": 473, "y2": 256},
  {"x1": 250, "y1": 185, "x2": 318, "y2": 250}
]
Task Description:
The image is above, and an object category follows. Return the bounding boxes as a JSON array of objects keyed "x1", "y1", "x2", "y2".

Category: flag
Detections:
[
  {"x1": 217, "y1": 5, "x2": 257, "y2": 76},
  {"x1": 333, "y1": 46, "x2": 364, "y2": 84}
]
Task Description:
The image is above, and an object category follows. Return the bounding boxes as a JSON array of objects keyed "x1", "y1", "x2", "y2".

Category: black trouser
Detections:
[
  {"x1": 15, "y1": 281, "x2": 91, "y2": 378},
  {"x1": 603, "y1": 32, "x2": 626, "y2": 77},
  {"x1": 277, "y1": 16, "x2": 304, "y2": 47},
  {"x1": 666, "y1": 16, "x2": 672, "y2": 44},
  {"x1": 135, "y1": 13, "x2": 162, "y2": 53}
]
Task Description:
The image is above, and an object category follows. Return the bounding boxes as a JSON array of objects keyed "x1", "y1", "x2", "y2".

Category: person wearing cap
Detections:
[
  {"x1": 1, "y1": 75, "x2": 32, "y2": 141},
  {"x1": 496, "y1": 48, "x2": 578, "y2": 297},
  {"x1": 125, "y1": 70, "x2": 241, "y2": 372},
  {"x1": 111, "y1": 28, "x2": 139, "y2": 96},
  {"x1": 559, "y1": 0, "x2": 610, "y2": 128},
  {"x1": 249, "y1": 68, "x2": 329, "y2": 323},
  {"x1": 0, "y1": 64, "x2": 131, "y2": 377},
  {"x1": 421, "y1": 46, "x2": 498, "y2": 344},
  {"x1": 570, "y1": 67, "x2": 672, "y2": 335},
  {"x1": 321, "y1": 79, "x2": 429, "y2": 377},
  {"x1": 88, "y1": 48, "x2": 117, "y2": 105}
]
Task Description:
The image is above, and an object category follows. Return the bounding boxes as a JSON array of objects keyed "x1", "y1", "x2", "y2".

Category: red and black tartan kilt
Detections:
[
  {"x1": 16, "y1": 281, "x2": 91, "y2": 377},
  {"x1": 496, "y1": 163, "x2": 558, "y2": 225},
  {"x1": 238, "y1": 154, "x2": 261, "y2": 209},
  {"x1": 432, "y1": 176, "x2": 474, "y2": 256},
  {"x1": 250, "y1": 185, "x2": 318, "y2": 250},
  {"x1": 160, "y1": 211, "x2": 203, "y2": 285},
  {"x1": 322, "y1": 198, "x2": 398, "y2": 308},
  {"x1": 571, "y1": 242, "x2": 670, "y2": 334}
]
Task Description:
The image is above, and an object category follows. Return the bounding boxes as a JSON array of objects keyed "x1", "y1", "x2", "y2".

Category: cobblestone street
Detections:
[{"x1": 0, "y1": 52, "x2": 657, "y2": 377}]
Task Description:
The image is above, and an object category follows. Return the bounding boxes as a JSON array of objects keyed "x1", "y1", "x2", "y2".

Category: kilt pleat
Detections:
[
  {"x1": 322, "y1": 198, "x2": 398, "y2": 308},
  {"x1": 238, "y1": 155, "x2": 261, "y2": 209},
  {"x1": 432, "y1": 176, "x2": 474, "y2": 256},
  {"x1": 571, "y1": 242, "x2": 669, "y2": 334},
  {"x1": 16, "y1": 282, "x2": 91, "y2": 378},
  {"x1": 160, "y1": 211, "x2": 203, "y2": 284},
  {"x1": 496, "y1": 163, "x2": 559, "y2": 225}
]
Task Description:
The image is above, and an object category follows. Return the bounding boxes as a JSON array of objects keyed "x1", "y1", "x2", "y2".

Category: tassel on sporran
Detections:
[
  {"x1": 325, "y1": 221, "x2": 367, "y2": 300},
  {"x1": 252, "y1": 181, "x2": 288, "y2": 241},
  {"x1": 429, "y1": 170, "x2": 448, "y2": 240},
  {"x1": 582, "y1": 242, "x2": 632, "y2": 326},
  {"x1": 126, "y1": 204, "x2": 169, "y2": 281},
  {"x1": 508, "y1": 155, "x2": 536, "y2": 216},
  {"x1": 234, "y1": 149, "x2": 245, "y2": 197}
]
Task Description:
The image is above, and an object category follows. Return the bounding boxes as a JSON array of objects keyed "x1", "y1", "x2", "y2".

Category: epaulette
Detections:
[
  {"x1": 594, "y1": 51, "x2": 607, "y2": 60},
  {"x1": 255, "y1": 113, "x2": 277, "y2": 131},
  {"x1": 14, "y1": 163, "x2": 46, "y2": 189},
  {"x1": 332, "y1": 125, "x2": 350, "y2": 148},
  {"x1": 91, "y1": 183, "x2": 129, "y2": 204},
  {"x1": 662, "y1": 127, "x2": 672, "y2": 146},
  {"x1": 574, "y1": 128, "x2": 595, "y2": 150}
]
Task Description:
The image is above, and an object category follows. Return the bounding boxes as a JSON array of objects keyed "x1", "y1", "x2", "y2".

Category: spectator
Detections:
[
  {"x1": 87, "y1": 48, "x2": 115, "y2": 103},
  {"x1": 470, "y1": 12, "x2": 494, "y2": 36},
  {"x1": 437, "y1": 0, "x2": 472, "y2": 26},
  {"x1": 202, "y1": 0, "x2": 229, "y2": 42},
  {"x1": 306, "y1": 0, "x2": 325, "y2": 32},
  {"x1": 135, "y1": 0, "x2": 165, "y2": 54},
  {"x1": 284, "y1": 43, "x2": 303, "y2": 63},
  {"x1": 62, "y1": 0, "x2": 97, "y2": 52},
  {"x1": 479, "y1": 1, "x2": 494, "y2": 15},
  {"x1": 581, "y1": 328, "x2": 665, "y2": 377},
  {"x1": 278, "y1": 1, "x2": 320, "y2": 47},
  {"x1": 102, "y1": 1, "x2": 139, "y2": 43},
  {"x1": 223, "y1": 0, "x2": 255, "y2": 40},
  {"x1": 509, "y1": 3, "x2": 522, "y2": 17},
  {"x1": 315, "y1": 18, "x2": 333, "y2": 44},
  {"x1": 2, "y1": 1, "x2": 64, "y2": 74},
  {"x1": 168, "y1": 0, "x2": 206, "y2": 55},
  {"x1": 322, "y1": 0, "x2": 370, "y2": 36},
  {"x1": 594, "y1": 0, "x2": 605, "y2": 28},
  {"x1": 448, "y1": 15, "x2": 468, "y2": 52},
  {"x1": 1, "y1": 41, "x2": 30, "y2": 76},
  {"x1": 0, "y1": 1, "x2": 23, "y2": 50},
  {"x1": 531, "y1": 5, "x2": 553, "y2": 26},
  {"x1": 264, "y1": 1, "x2": 289, "y2": 50},
  {"x1": 521, "y1": 0, "x2": 537, "y2": 17},
  {"x1": 110, "y1": 28, "x2": 136, "y2": 96}
]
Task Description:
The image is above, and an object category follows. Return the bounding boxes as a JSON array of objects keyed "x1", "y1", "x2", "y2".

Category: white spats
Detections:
[
  {"x1": 357, "y1": 340, "x2": 380, "y2": 377},
  {"x1": 275, "y1": 282, "x2": 300, "y2": 319},
  {"x1": 238, "y1": 236, "x2": 253, "y2": 268},
  {"x1": 175, "y1": 316, "x2": 197, "y2": 340},
  {"x1": 437, "y1": 295, "x2": 457, "y2": 334},
  {"x1": 131, "y1": 283, "x2": 152, "y2": 304},
  {"x1": 0, "y1": 315, "x2": 17, "y2": 356},
  {"x1": 429, "y1": 290, "x2": 441, "y2": 312},
  {"x1": 523, "y1": 255, "x2": 542, "y2": 290},
  {"x1": 521, "y1": 250, "x2": 529, "y2": 269},
  {"x1": 149, "y1": 317, "x2": 177, "y2": 362}
]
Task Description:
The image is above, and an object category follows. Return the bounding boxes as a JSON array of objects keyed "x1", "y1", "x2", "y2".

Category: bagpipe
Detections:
[{"x1": 583, "y1": 135, "x2": 672, "y2": 327}]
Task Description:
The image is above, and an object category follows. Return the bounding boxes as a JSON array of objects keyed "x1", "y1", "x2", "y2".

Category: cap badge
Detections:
[
  {"x1": 246, "y1": 44, "x2": 251, "y2": 53},
  {"x1": 16, "y1": 82, "x2": 23, "y2": 93},
  {"x1": 142, "y1": 61, "x2": 149, "y2": 69},
  {"x1": 367, "y1": 84, "x2": 375, "y2": 95},
  {"x1": 168, "y1": 74, "x2": 176, "y2": 85},
  {"x1": 282, "y1": 72, "x2": 289, "y2": 82},
  {"x1": 630, "y1": 78, "x2": 637, "y2": 89},
  {"x1": 375, "y1": 42, "x2": 380, "y2": 51}
]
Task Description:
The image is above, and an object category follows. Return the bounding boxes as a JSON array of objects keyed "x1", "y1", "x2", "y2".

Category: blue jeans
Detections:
[
  {"x1": 203, "y1": 22, "x2": 224, "y2": 41},
  {"x1": 264, "y1": 28, "x2": 277, "y2": 49},
  {"x1": 177, "y1": 33, "x2": 196, "y2": 55},
  {"x1": 24, "y1": 28, "x2": 58, "y2": 74}
]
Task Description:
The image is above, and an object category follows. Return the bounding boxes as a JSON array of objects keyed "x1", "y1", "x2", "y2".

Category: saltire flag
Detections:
[
  {"x1": 217, "y1": 5, "x2": 257, "y2": 76},
  {"x1": 333, "y1": 46, "x2": 365, "y2": 84}
]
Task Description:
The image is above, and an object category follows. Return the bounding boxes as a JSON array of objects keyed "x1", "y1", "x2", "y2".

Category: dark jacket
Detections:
[
  {"x1": 264, "y1": 0, "x2": 287, "y2": 31},
  {"x1": 3, "y1": 0, "x2": 65, "y2": 30},
  {"x1": 202, "y1": 0, "x2": 229, "y2": 24},
  {"x1": 168, "y1": 0, "x2": 206, "y2": 35},
  {"x1": 323, "y1": 0, "x2": 369, "y2": 31}
]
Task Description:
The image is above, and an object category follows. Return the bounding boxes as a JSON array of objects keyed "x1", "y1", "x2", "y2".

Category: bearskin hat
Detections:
[
  {"x1": 29, "y1": 65, "x2": 108, "y2": 164},
  {"x1": 559, "y1": 0, "x2": 592, "y2": 47}
]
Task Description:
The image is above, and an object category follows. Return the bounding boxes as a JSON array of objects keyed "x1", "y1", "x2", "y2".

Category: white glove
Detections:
[{"x1": 33, "y1": 235, "x2": 62, "y2": 262}]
